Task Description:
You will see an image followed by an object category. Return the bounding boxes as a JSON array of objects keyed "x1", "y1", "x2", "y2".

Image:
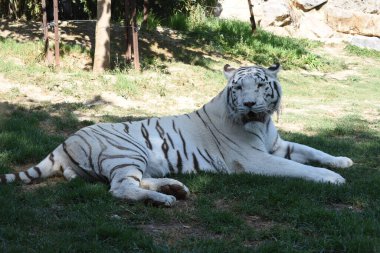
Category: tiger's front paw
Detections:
[
  {"x1": 330, "y1": 157, "x2": 353, "y2": 168},
  {"x1": 144, "y1": 194, "x2": 177, "y2": 207},
  {"x1": 322, "y1": 173, "x2": 346, "y2": 185},
  {"x1": 314, "y1": 169, "x2": 346, "y2": 185}
]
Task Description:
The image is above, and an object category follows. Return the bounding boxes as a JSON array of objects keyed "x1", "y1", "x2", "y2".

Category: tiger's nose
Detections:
[{"x1": 244, "y1": 101, "x2": 256, "y2": 107}]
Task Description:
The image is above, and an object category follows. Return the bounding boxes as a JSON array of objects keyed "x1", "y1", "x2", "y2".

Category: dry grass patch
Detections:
[
  {"x1": 138, "y1": 222, "x2": 222, "y2": 246},
  {"x1": 329, "y1": 203, "x2": 364, "y2": 213}
]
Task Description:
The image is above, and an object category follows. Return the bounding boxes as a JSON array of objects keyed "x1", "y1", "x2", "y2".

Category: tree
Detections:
[{"x1": 93, "y1": 0, "x2": 111, "y2": 73}]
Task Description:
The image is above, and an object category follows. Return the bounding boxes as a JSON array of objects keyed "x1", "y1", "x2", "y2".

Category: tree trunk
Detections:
[{"x1": 93, "y1": 0, "x2": 111, "y2": 73}]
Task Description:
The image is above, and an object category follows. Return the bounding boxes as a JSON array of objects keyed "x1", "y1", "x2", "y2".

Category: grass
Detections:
[
  {"x1": 0, "y1": 105, "x2": 379, "y2": 252},
  {"x1": 165, "y1": 12, "x2": 341, "y2": 70},
  {"x1": 0, "y1": 18, "x2": 380, "y2": 252},
  {"x1": 345, "y1": 44, "x2": 380, "y2": 59}
]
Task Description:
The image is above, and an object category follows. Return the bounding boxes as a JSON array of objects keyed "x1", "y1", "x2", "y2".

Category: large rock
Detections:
[
  {"x1": 219, "y1": 0, "x2": 249, "y2": 21},
  {"x1": 327, "y1": 0, "x2": 379, "y2": 15},
  {"x1": 297, "y1": 10, "x2": 335, "y2": 38},
  {"x1": 326, "y1": 7, "x2": 380, "y2": 37},
  {"x1": 294, "y1": 0, "x2": 328, "y2": 11},
  {"x1": 349, "y1": 35, "x2": 380, "y2": 51},
  {"x1": 259, "y1": 2, "x2": 292, "y2": 27}
]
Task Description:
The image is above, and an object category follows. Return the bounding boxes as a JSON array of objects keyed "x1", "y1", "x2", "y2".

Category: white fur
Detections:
[{"x1": 1, "y1": 64, "x2": 353, "y2": 206}]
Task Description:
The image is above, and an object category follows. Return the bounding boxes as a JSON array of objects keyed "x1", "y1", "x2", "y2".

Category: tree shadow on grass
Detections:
[
  {"x1": 0, "y1": 101, "x2": 148, "y2": 171},
  {"x1": 0, "y1": 20, "x2": 232, "y2": 72}
]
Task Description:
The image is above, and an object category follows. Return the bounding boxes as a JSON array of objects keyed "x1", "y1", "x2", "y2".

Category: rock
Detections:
[
  {"x1": 327, "y1": 0, "x2": 380, "y2": 15},
  {"x1": 264, "y1": 26, "x2": 294, "y2": 37},
  {"x1": 326, "y1": 6, "x2": 380, "y2": 37},
  {"x1": 218, "y1": 0, "x2": 380, "y2": 42},
  {"x1": 213, "y1": 2, "x2": 223, "y2": 17},
  {"x1": 297, "y1": 10, "x2": 335, "y2": 38},
  {"x1": 260, "y1": 2, "x2": 292, "y2": 27},
  {"x1": 349, "y1": 35, "x2": 380, "y2": 51},
  {"x1": 219, "y1": 0, "x2": 250, "y2": 21},
  {"x1": 294, "y1": 0, "x2": 328, "y2": 11}
]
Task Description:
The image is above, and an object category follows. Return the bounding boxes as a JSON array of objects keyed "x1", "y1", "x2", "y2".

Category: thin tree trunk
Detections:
[
  {"x1": 141, "y1": 0, "x2": 149, "y2": 28},
  {"x1": 93, "y1": 0, "x2": 112, "y2": 73},
  {"x1": 125, "y1": 0, "x2": 132, "y2": 61},
  {"x1": 53, "y1": 0, "x2": 60, "y2": 69},
  {"x1": 41, "y1": 0, "x2": 53, "y2": 65},
  {"x1": 247, "y1": 0, "x2": 257, "y2": 33},
  {"x1": 131, "y1": 0, "x2": 140, "y2": 71}
]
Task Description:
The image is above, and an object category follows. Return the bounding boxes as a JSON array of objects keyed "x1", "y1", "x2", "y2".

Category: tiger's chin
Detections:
[{"x1": 242, "y1": 111, "x2": 268, "y2": 124}]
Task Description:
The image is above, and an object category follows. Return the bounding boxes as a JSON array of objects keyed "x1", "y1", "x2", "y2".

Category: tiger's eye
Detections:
[
  {"x1": 235, "y1": 85, "x2": 242, "y2": 90},
  {"x1": 257, "y1": 83, "x2": 265, "y2": 88}
]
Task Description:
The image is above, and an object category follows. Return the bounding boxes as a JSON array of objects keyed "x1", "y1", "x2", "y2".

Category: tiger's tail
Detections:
[{"x1": 0, "y1": 146, "x2": 64, "y2": 184}]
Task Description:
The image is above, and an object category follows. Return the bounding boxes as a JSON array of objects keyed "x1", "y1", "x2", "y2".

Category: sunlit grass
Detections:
[
  {"x1": 0, "y1": 21, "x2": 380, "y2": 252},
  {"x1": 166, "y1": 13, "x2": 340, "y2": 70},
  {"x1": 345, "y1": 44, "x2": 380, "y2": 59}
]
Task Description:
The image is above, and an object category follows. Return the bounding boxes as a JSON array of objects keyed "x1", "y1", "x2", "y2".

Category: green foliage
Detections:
[
  {"x1": 0, "y1": 0, "x2": 217, "y2": 21},
  {"x1": 149, "y1": 0, "x2": 217, "y2": 18},
  {"x1": 0, "y1": 0, "x2": 41, "y2": 20},
  {"x1": 137, "y1": 12, "x2": 161, "y2": 31},
  {"x1": 345, "y1": 44, "x2": 380, "y2": 59},
  {"x1": 79, "y1": 0, "x2": 97, "y2": 19},
  {"x1": 168, "y1": 12, "x2": 189, "y2": 31},
  {"x1": 165, "y1": 14, "x2": 337, "y2": 70},
  {"x1": 187, "y1": 4, "x2": 208, "y2": 28}
]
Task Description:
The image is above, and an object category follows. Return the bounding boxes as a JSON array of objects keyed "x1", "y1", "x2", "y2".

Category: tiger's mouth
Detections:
[{"x1": 242, "y1": 111, "x2": 267, "y2": 123}]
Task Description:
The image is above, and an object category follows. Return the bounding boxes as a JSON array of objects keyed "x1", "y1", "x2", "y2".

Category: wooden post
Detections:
[
  {"x1": 125, "y1": 0, "x2": 132, "y2": 61},
  {"x1": 41, "y1": 0, "x2": 52, "y2": 64},
  {"x1": 125, "y1": 0, "x2": 140, "y2": 70},
  {"x1": 53, "y1": 0, "x2": 60, "y2": 68},
  {"x1": 131, "y1": 0, "x2": 140, "y2": 71},
  {"x1": 247, "y1": 0, "x2": 257, "y2": 33}
]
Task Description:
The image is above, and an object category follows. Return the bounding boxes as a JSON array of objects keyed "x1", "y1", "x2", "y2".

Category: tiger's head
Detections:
[{"x1": 224, "y1": 64, "x2": 282, "y2": 124}]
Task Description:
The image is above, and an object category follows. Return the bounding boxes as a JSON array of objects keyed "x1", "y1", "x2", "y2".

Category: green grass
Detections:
[
  {"x1": 137, "y1": 12, "x2": 162, "y2": 31},
  {"x1": 166, "y1": 13, "x2": 339, "y2": 70},
  {"x1": 1, "y1": 20, "x2": 380, "y2": 252},
  {"x1": 114, "y1": 73, "x2": 139, "y2": 98},
  {"x1": 0, "y1": 104, "x2": 379, "y2": 252},
  {"x1": 345, "y1": 44, "x2": 380, "y2": 59},
  {"x1": 169, "y1": 13, "x2": 189, "y2": 31},
  {"x1": 1, "y1": 73, "x2": 380, "y2": 252}
]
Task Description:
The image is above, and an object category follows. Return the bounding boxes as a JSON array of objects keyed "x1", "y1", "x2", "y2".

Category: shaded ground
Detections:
[
  {"x1": 0, "y1": 19, "x2": 379, "y2": 252},
  {"x1": 0, "y1": 19, "x2": 234, "y2": 71}
]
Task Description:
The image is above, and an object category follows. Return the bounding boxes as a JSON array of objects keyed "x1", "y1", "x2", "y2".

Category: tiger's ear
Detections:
[
  {"x1": 267, "y1": 63, "x2": 281, "y2": 76},
  {"x1": 223, "y1": 64, "x2": 236, "y2": 80}
]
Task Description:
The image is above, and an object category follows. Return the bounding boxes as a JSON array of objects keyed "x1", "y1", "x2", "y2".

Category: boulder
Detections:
[
  {"x1": 297, "y1": 10, "x2": 335, "y2": 38},
  {"x1": 349, "y1": 35, "x2": 380, "y2": 51},
  {"x1": 326, "y1": 7, "x2": 380, "y2": 37},
  {"x1": 259, "y1": 2, "x2": 292, "y2": 27},
  {"x1": 294, "y1": 0, "x2": 328, "y2": 11},
  {"x1": 219, "y1": 0, "x2": 250, "y2": 21}
]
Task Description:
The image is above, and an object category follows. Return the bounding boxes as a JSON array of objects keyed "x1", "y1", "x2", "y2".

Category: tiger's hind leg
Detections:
[
  {"x1": 109, "y1": 166, "x2": 176, "y2": 207},
  {"x1": 140, "y1": 178, "x2": 190, "y2": 200}
]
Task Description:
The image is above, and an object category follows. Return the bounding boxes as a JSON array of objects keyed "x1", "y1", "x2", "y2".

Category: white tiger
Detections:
[{"x1": 0, "y1": 64, "x2": 353, "y2": 206}]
